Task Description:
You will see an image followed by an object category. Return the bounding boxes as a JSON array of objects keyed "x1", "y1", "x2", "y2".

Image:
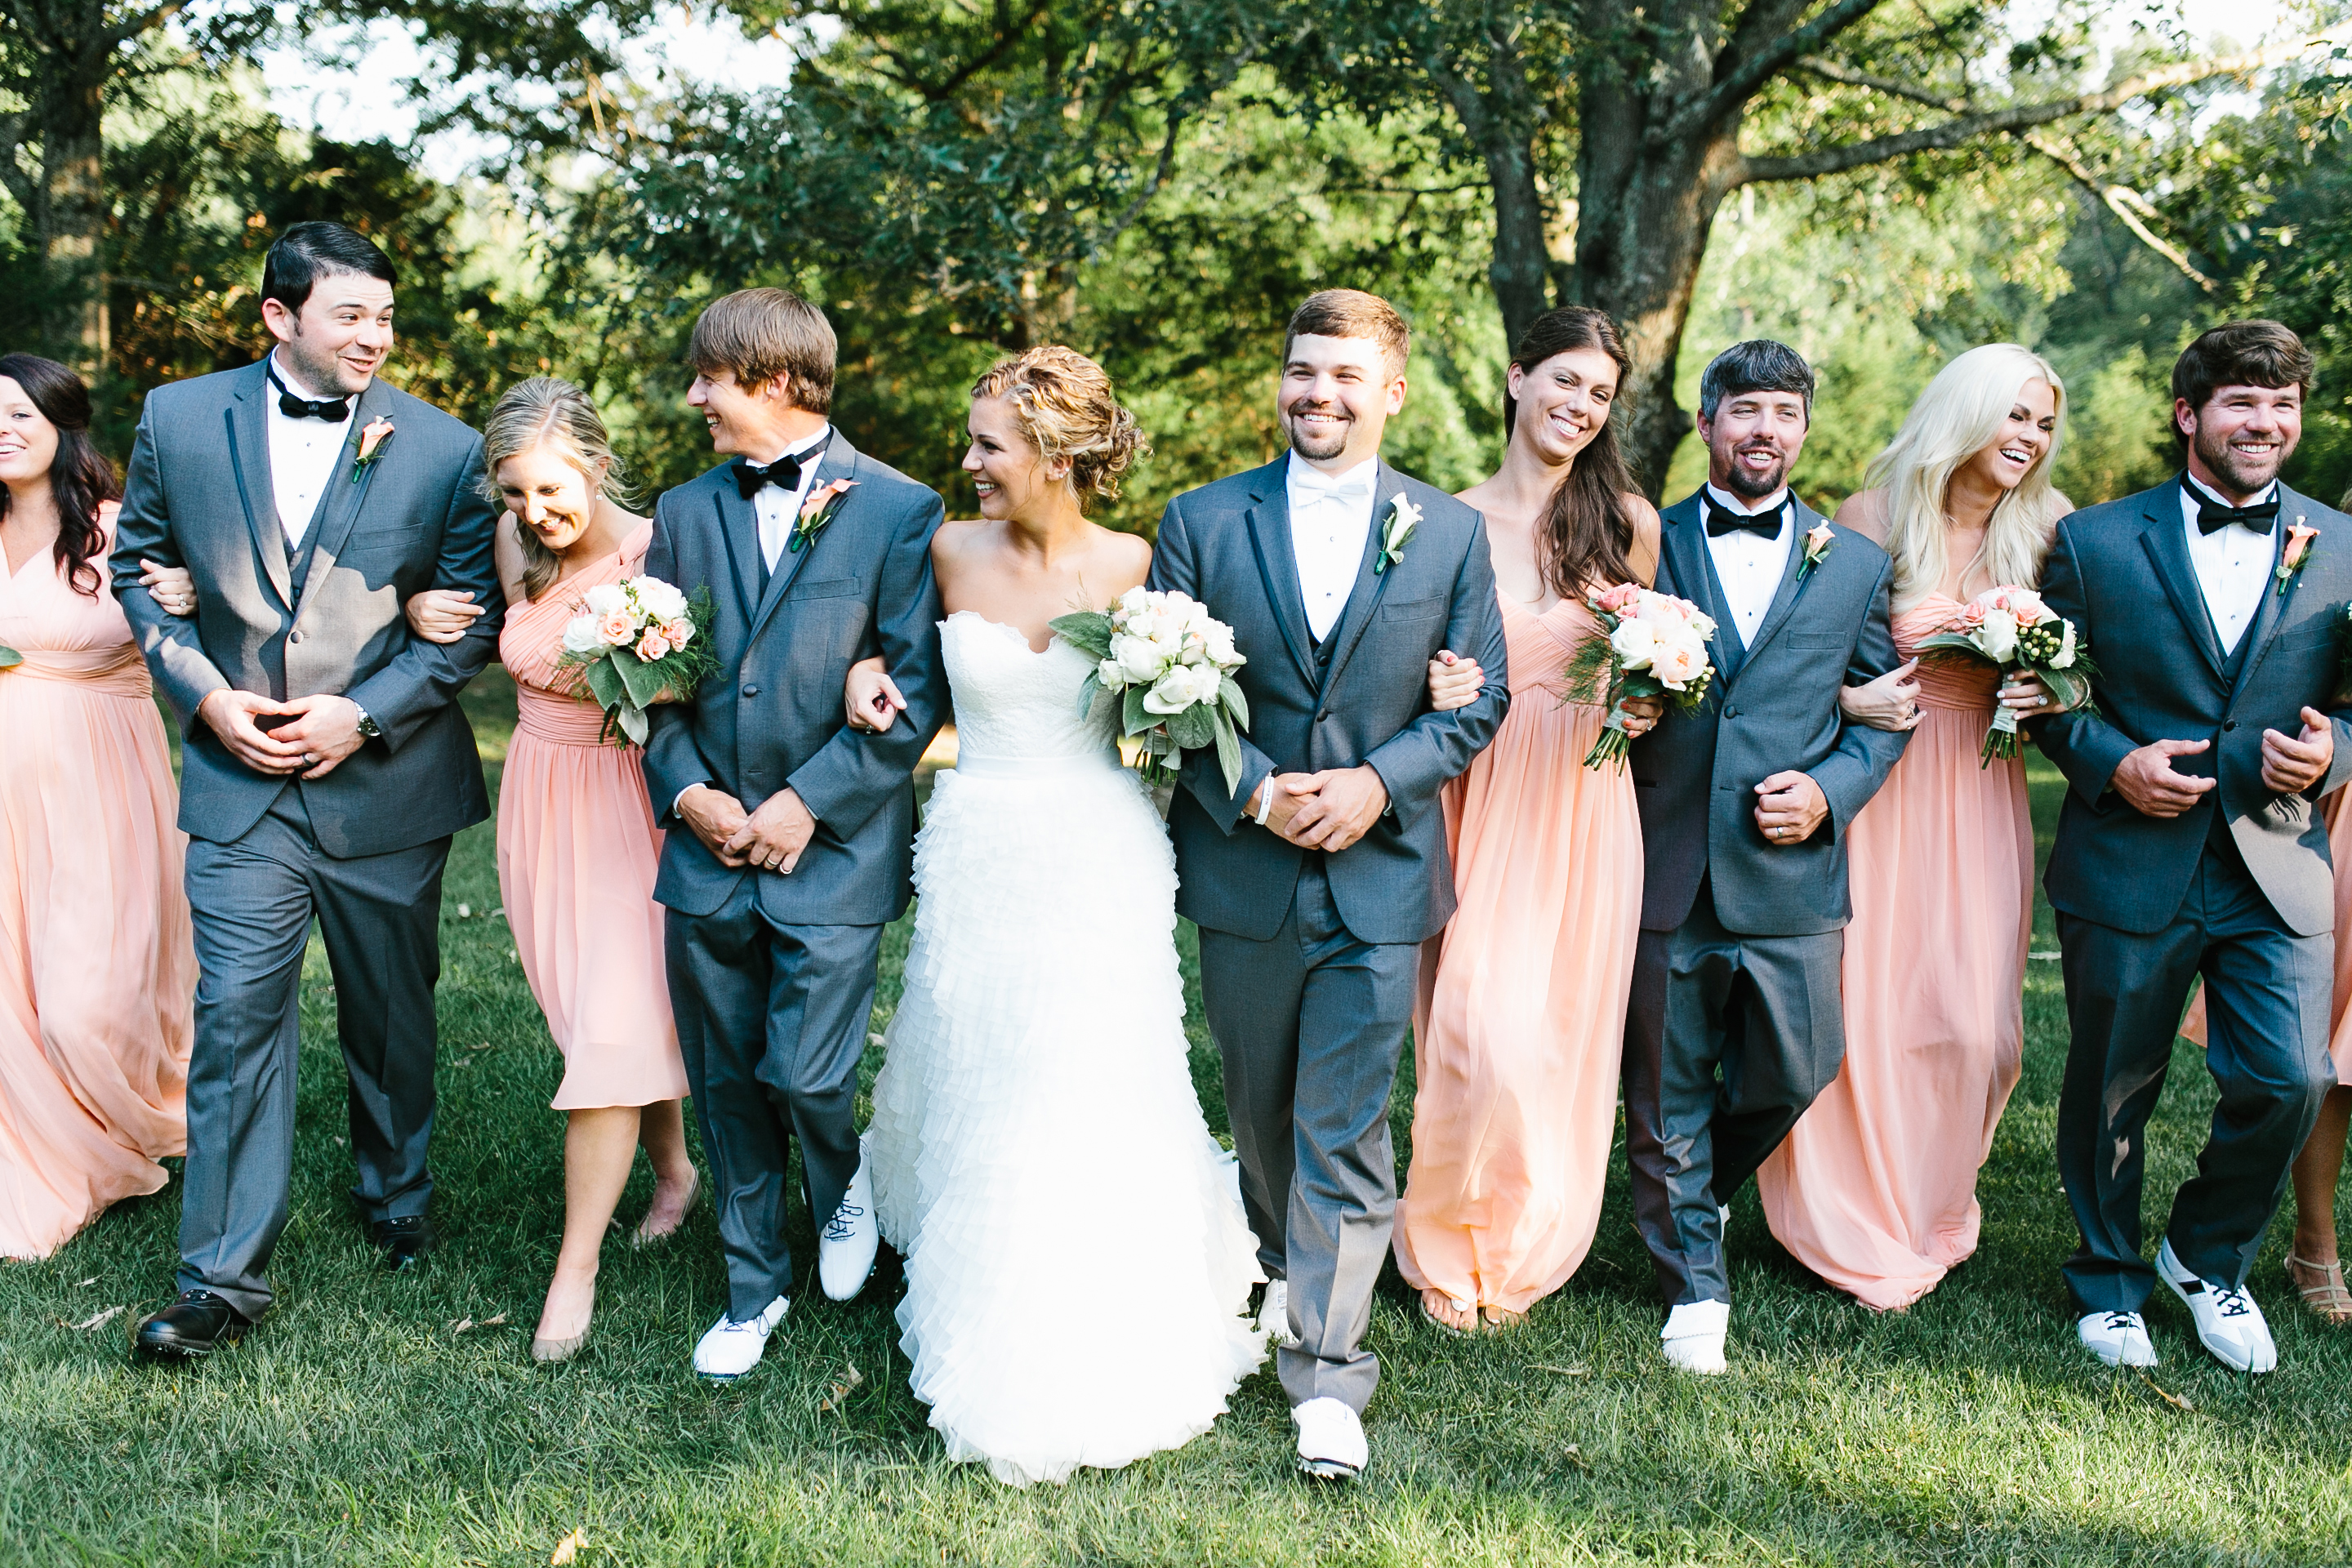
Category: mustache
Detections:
[{"x1": 1285, "y1": 399, "x2": 1348, "y2": 419}]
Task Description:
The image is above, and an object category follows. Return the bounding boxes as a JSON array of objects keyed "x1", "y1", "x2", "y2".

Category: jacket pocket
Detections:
[
  {"x1": 1784, "y1": 632, "x2": 1846, "y2": 648},
  {"x1": 793, "y1": 576, "x2": 861, "y2": 601},
  {"x1": 1380, "y1": 591, "x2": 1446, "y2": 621}
]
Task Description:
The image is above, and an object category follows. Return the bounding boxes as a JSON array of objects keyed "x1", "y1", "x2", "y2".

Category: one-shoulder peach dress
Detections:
[
  {"x1": 496, "y1": 523, "x2": 688, "y2": 1111},
  {"x1": 1398, "y1": 592, "x2": 1642, "y2": 1316},
  {"x1": 0, "y1": 508, "x2": 195, "y2": 1258},
  {"x1": 1757, "y1": 592, "x2": 2032, "y2": 1310},
  {"x1": 2179, "y1": 789, "x2": 2352, "y2": 1085}
]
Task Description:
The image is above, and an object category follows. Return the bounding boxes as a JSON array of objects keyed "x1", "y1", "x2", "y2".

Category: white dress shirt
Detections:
[
  {"x1": 1701, "y1": 483, "x2": 1797, "y2": 648},
  {"x1": 751, "y1": 425, "x2": 835, "y2": 572},
  {"x1": 265, "y1": 354, "x2": 353, "y2": 548},
  {"x1": 1285, "y1": 451, "x2": 1379, "y2": 643},
  {"x1": 2180, "y1": 476, "x2": 2279, "y2": 657}
]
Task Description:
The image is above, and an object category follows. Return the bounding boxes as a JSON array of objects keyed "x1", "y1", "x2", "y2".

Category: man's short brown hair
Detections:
[
  {"x1": 2172, "y1": 319, "x2": 2312, "y2": 441},
  {"x1": 688, "y1": 287, "x2": 837, "y2": 414},
  {"x1": 1284, "y1": 289, "x2": 1410, "y2": 380}
]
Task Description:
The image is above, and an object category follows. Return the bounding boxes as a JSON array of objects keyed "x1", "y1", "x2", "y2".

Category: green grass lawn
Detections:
[{"x1": 6, "y1": 671, "x2": 2349, "y2": 1565}]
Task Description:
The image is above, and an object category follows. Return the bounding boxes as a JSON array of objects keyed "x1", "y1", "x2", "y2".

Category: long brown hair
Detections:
[
  {"x1": 0, "y1": 354, "x2": 121, "y2": 597},
  {"x1": 1510, "y1": 308, "x2": 1639, "y2": 599}
]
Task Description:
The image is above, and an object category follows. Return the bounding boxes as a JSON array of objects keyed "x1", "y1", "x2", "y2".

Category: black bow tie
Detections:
[
  {"x1": 735, "y1": 452, "x2": 809, "y2": 501},
  {"x1": 2189, "y1": 480, "x2": 2278, "y2": 537},
  {"x1": 1704, "y1": 495, "x2": 1786, "y2": 540},
  {"x1": 268, "y1": 366, "x2": 350, "y2": 422}
]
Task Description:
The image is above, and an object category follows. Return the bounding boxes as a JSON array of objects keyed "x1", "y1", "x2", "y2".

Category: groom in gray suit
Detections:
[
  {"x1": 639, "y1": 289, "x2": 948, "y2": 1381},
  {"x1": 1148, "y1": 289, "x2": 1509, "y2": 1479},
  {"x1": 111, "y1": 222, "x2": 502, "y2": 1356},
  {"x1": 2034, "y1": 320, "x2": 2350, "y2": 1374},
  {"x1": 1623, "y1": 341, "x2": 1908, "y2": 1375}
]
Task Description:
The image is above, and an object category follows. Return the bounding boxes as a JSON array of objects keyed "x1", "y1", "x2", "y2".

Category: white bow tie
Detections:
[{"x1": 1294, "y1": 467, "x2": 1376, "y2": 506}]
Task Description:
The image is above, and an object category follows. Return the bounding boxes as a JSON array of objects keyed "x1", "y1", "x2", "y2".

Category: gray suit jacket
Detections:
[
  {"x1": 108, "y1": 360, "x2": 501, "y2": 857},
  {"x1": 639, "y1": 437, "x2": 947, "y2": 924},
  {"x1": 1147, "y1": 458, "x2": 1510, "y2": 947},
  {"x1": 2034, "y1": 477, "x2": 2352, "y2": 937},
  {"x1": 1629, "y1": 491, "x2": 1909, "y2": 936}
]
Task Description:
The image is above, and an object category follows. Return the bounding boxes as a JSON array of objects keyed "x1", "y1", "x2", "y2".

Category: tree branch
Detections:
[
  {"x1": 103, "y1": 0, "x2": 186, "y2": 50},
  {"x1": 0, "y1": 110, "x2": 35, "y2": 213},
  {"x1": 2022, "y1": 130, "x2": 2217, "y2": 292},
  {"x1": 1797, "y1": 55, "x2": 1963, "y2": 111},
  {"x1": 1699, "y1": 0, "x2": 1887, "y2": 132},
  {"x1": 1739, "y1": 22, "x2": 2352, "y2": 184}
]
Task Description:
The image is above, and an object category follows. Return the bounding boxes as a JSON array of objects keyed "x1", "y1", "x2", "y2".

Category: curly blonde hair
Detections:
[{"x1": 970, "y1": 345, "x2": 1148, "y2": 508}]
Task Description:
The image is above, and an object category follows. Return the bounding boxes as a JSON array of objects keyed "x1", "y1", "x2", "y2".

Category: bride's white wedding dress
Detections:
[{"x1": 867, "y1": 611, "x2": 1267, "y2": 1488}]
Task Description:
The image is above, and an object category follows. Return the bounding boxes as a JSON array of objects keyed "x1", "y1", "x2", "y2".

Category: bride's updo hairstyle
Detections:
[
  {"x1": 479, "y1": 376, "x2": 639, "y2": 602},
  {"x1": 969, "y1": 345, "x2": 1148, "y2": 510}
]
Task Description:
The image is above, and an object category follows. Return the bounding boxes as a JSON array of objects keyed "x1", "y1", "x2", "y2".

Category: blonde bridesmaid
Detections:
[
  {"x1": 1756, "y1": 344, "x2": 2069, "y2": 1311},
  {"x1": 1397, "y1": 306, "x2": 1662, "y2": 1334},
  {"x1": 0, "y1": 354, "x2": 194, "y2": 1258},
  {"x1": 395, "y1": 380, "x2": 696, "y2": 1359}
]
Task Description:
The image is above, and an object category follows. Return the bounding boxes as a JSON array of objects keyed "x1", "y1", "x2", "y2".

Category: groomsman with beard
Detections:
[
  {"x1": 111, "y1": 221, "x2": 504, "y2": 1356},
  {"x1": 638, "y1": 289, "x2": 948, "y2": 1380},
  {"x1": 1622, "y1": 341, "x2": 1909, "y2": 1375},
  {"x1": 2034, "y1": 320, "x2": 2352, "y2": 1374},
  {"x1": 1148, "y1": 289, "x2": 1510, "y2": 1479}
]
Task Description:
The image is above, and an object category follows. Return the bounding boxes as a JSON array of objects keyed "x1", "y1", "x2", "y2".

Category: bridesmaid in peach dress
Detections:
[
  {"x1": 1757, "y1": 345, "x2": 2073, "y2": 1310},
  {"x1": 1399, "y1": 307, "x2": 1663, "y2": 1334},
  {"x1": 399, "y1": 379, "x2": 695, "y2": 1360},
  {"x1": 0, "y1": 354, "x2": 194, "y2": 1258}
]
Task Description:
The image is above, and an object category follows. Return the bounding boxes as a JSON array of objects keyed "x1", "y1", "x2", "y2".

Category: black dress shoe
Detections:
[
  {"x1": 134, "y1": 1290, "x2": 252, "y2": 1359},
  {"x1": 371, "y1": 1214, "x2": 434, "y2": 1271}
]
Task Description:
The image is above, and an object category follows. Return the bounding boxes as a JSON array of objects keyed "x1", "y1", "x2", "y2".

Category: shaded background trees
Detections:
[{"x1": 4, "y1": 0, "x2": 2350, "y2": 522}]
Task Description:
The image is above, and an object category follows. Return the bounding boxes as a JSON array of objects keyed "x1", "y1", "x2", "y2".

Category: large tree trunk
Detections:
[{"x1": 37, "y1": 60, "x2": 111, "y2": 361}]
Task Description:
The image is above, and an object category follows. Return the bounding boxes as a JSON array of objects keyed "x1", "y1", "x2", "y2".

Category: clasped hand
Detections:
[
  {"x1": 198, "y1": 688, "x2": 365, "y2": 779},
  {"x1": 1250, "y1": 765, "x2": 1389, "y2": 853},
  {"x1": 682, "y1": 783, "x2": 816, "y2": 873},
  {"x1": 2111, "y1": 710, "x2": 2335, "y2": 819}
]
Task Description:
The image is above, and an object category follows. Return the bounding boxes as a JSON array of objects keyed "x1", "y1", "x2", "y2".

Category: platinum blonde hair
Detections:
[
  {"x1": 479, "y1": 376, "x2": 637, "y2": 602},
  {"x1": 1864, "y1": 344, "x2": 2068, "y2": 612}
]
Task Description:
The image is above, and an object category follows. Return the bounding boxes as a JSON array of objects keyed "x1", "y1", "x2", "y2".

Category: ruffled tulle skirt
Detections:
[{"x1": 868, "y1": 755, "x2": 1266, "y2": 1487}]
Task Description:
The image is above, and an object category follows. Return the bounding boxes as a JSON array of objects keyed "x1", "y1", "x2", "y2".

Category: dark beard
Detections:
[
  {"x1": 1285, "y1": 404, "x2": 1352, "y2": 462},
  {"x1": 1722, "y1": 451, "x2": 1788, "y2": 501},
  {"x1": 2194, "y1": 422, "x2": 2287, "y2": 500}
]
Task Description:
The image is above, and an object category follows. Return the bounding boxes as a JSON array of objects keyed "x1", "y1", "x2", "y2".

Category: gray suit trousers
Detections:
[
  {"x1": 666, "y1": 884, "x2": 882, "y2": 1320},
  {"x1": 1622, "y1": 884, "x2": 1846, "y2": 1306},
  {"x1": 178, "y1": 789, "x2": 448, "y2": 1319},
  {"x1": 2056, "y1": 833, "x2": 2332, "y2": 1313},
  {"x1": 1196, "y1": 858, "x2": 1416, "y2": 1413}
]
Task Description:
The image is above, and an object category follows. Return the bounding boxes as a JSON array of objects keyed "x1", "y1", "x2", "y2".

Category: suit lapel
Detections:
[
  {"x1": 1316, "y1": 462, "x2": 1403, "y2": 694},
  {"x1": 2229, "y1": 483, "x2": 2311, "y2": 706},
  {"x1": 710, "y1": 480, "x2": 762, "y2": 624},
  {"x1": 746, "y1": 437, "x2": 853, "y2": 646},
  {"x1": 1728, "y1": 500, "x2": 1812, "y2": 680},
  {"x1": 1240, "y1": 461, "x2": 1316, "y2": 687},
  {"x1": 225, "y1": 363, "x2": 293, "y2": 611},
  {"x1": 293, "y1": 378, "x2": 386, "y2": 616},
  {"x1": 2139, "y1": 482, "x2": 2228, "y2": 686}
]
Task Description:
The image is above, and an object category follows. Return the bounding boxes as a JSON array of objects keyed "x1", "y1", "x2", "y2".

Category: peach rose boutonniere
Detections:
[
  {"x1": 791, "y1": 478, "x2": 858, "y2": 555},
  {"x1": 350, "y1": 417, "x2": 395, "y2": 483},
  {"x1": 1796, "y1": 520, "x2": 1835, "y2": 581},
  {"x1": 2278, "y1": 518, "x2": 2319, "y2": 596}
]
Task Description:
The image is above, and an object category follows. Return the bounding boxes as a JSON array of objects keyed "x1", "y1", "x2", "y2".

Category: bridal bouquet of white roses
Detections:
[
  {"x1": 555, "y1": 574, "x2": 719, "y2": 746},
  {"x1": 1913, "y1": 583, "x2": 2096, "y2": 765},
  {"x1": 1562, "y1": 582, "x2": 1718, "y2": 770},
  {"x1": 1050, "y1": 586, "x2": 1252, "y2": 793}
]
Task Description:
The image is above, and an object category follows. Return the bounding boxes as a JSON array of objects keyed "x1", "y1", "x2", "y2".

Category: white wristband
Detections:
[{"x1": 1254, "y1": 783, "x2": 1274, "y2": 826}]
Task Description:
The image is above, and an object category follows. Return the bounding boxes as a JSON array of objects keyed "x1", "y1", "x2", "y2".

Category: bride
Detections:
[{"x1": 848, "y1": 345, "x2": 1483, "y2": 1486}]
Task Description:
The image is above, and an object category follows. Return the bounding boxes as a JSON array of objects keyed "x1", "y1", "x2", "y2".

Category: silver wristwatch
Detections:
[{"x1": 354, "y1": 703, "x2": 382, "y2": 739}]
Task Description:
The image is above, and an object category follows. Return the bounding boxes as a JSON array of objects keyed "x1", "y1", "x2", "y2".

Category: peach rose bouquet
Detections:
[
  {"x1": 1913, "y1": 583, "x2": 2096, "y2": 764},
  {"x1": 1563, "y1": 583, "x2": 1718, "y2": 769},
  {"x1": 555, "y1": 573, "x2": 719, "y2": 745}
]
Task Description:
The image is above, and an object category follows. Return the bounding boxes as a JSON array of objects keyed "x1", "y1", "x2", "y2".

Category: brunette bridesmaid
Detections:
[
  {"x1": 1756, "y1": 344, "x2": 2069, "y2": 1310},
  {"x1": 393, "y1": 380, "x2": 696, "y2": 1359},
  {"x1": 0, "y1": 354, "x2": 194, "y2": 1258},
  {"x1": 1396, "y1": 306, "x2": 1662, "y2": 1334}
]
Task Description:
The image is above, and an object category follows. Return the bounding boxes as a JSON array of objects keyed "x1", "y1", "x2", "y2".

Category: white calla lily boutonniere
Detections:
[
  {"x1": 1375, "y1": 492, "x2": 1421, "y2": 576},
  {"x1": 1797, "y1": 519, "x2": 1834, "y2": 581}
]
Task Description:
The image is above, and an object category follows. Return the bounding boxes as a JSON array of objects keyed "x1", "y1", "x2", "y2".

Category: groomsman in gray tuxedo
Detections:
[
  {"x1": 2034, "y1": 320, "x2": 2352, "y2": 1374},
  {"x1": 1622, "y1": 341, "x2": 1909, "y2": 1375},
  {"x1": 1148, "y1": 289, "x2": 1510, "y2": 1480},
  {"x1": 638, "y1": 289, "x2": 948, "y2": 1382},
  {"x1": 110, "y1": 222, "x2": 503, "y2": 1356}
]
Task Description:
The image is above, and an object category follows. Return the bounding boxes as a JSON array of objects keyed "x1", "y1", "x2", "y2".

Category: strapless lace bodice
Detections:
[{"x1": 942, "y1": 612, "x2": 1119, "y2": 768}]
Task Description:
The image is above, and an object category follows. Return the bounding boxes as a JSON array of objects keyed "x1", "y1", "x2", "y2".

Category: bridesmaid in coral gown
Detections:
[
  {"x1": 394, "y1": 379, "x2": 695, "y2": 1361},
  {"x1": 1758, "y1": 344, "x2": 2072, "y2": 1310},
  {"x1": 0, "y1": 354, "x2": 194, "y2": 1259},
  {"x1": 1399, "y1": 307, "x2": 1661, "y2": 1333}
]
